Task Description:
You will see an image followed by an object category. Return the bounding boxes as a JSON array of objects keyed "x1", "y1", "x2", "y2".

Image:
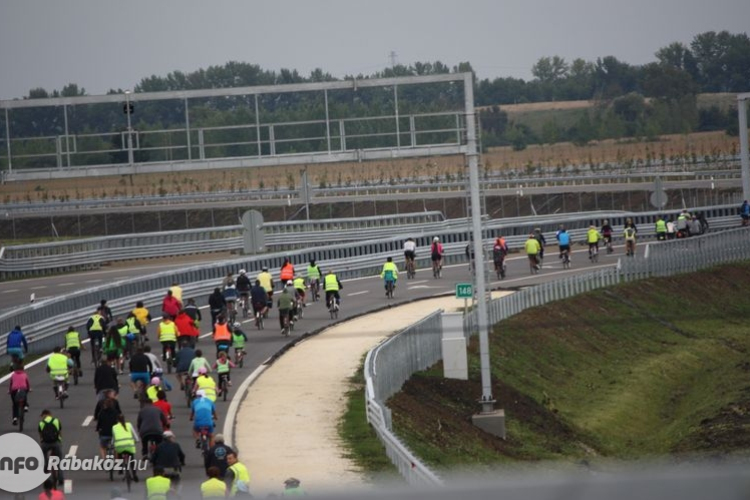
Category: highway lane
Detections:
[{"x1": 0, "y1": 245, "x2": 623, "y2": 497}]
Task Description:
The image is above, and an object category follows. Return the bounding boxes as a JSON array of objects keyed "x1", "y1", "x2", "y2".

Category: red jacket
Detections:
[
  {"x1": 162, "y1": 295, "x2": 181, "y2": 318},
  {"x1": 280, "y1": 263, "x2": 295, "y2": 281},
  {"x1": 175, "y1": 312, "x2": 199, "y2": 338}
]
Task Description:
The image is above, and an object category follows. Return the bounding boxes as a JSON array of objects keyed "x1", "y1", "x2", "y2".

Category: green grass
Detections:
[{"x1": 510, "y1": 108, "x2": 592, "y2": 135}]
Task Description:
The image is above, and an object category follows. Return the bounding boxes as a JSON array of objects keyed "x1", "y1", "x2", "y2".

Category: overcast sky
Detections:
[{"x1": 1, "y1": 0, "x2": 748, "y2": 101}]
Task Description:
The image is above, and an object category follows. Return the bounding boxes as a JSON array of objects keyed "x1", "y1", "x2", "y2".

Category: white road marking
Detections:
[
  {"x1": 66, "y1": 445, "x2": 78, "y2": 457},
  {"x1": 85, "y1": 279, "x2": 103, "y2": 283},
  {"x1": 30, "y1": 285, "x2": 47, "y2": 290},
  {"x1": 82, "y1": 416, "x2": 94, "y2": 427},
  {"x1": 57, "y1": 282, "x2": 76, "y2": 286},
  {"x1": 347, "y1": 291, "x2": 369, "y2": 297},
  {"x1": 1, "y1": 289, "x2": 19, "y2": 294},
  {"x1": 63, "y1": 480, "x2": 73, "y2": 495},
  {"x1": 408, "y1": 285, "x2": 444, "y2": 290},
  {"x1": 408, "y1": 280, "x2": 429, "y2": 285}
]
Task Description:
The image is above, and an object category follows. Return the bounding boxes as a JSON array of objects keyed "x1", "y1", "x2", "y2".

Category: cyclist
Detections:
[
  {"x1": 223, "y1": 283, "x2": 239, "y2": 320},
  {"x1": 64, "y1": 326, "x2": 83, "y2": 377},
  {"x1": 231, "y1": 322, "x2": 248, "y2": 361},
  {"x1": 39, "y1": 409, "x2": 64, "y2": 486},
  {"x1": 184, "y1": 298, "x2": 202, "y2": 327},
  {"x1": 277, "y1": 287, "x2": 295, "y2": 333},
  {"x1": 189, "y1": 350, "x2": 212, "y2": 384},
  {"x1": 129, "y1": 347, "x2": 153, "y2": 399},
  {"x1": 191, "y1": 389, "x2": 218, "y2": 449},
  {"x1": 624, "y1": 224, "x2": 637, "y2": 256},
  {"x1": 162, "y1": 290, "x2": 181, "y2": 320},
  {"x1": 601, "y1": 219, "x2": 614, "y2": 252},
  {"x1": 666, "y1": 217, "x2": 676, "y2": 239},
  {"x1": 95, "y1": 356, "x2": 120, "y2": 401},
  {"x1": 99, "y1": 299, "x2": 114, "y2": 328},
  {"x1": 146, "y1": 376, "x2": 164, "y2": 403},
  {"x1": 7, "y1": 325, "x2": 28, "y2": 363},
  {"x1": 194, "y1": 367, "x2": 218, "y2": 403},
  {"x1": 492, "y1": 236, "x2": 509, "y2": 276},
  {"x1": 112, "y1": 413, "x2": 139, "y2": 481},
  {"x1": 534, "y1": 228, "x2": 546, "y2": 268},
  {"x1": 158, "y1": 315, "x2": 178, "y2": 365},
  {"x1": 465, "y1": 242, "x2": 475, "y2": 272},
  {"x1": 213, "y1": 315, "x2": 232, "y2": 358},
  {"x1": 403, "y1": 237, "x2": 417, "y2": 271},
  {"x1": 380, "y1": 257, "x2": 399, "y2": 296},
  {"x1": 225, "y1": 451, "x2": 252, "y2": 497},
  {"x1": 250, "y1": 280, "x2": 269, "y2": 320},
  {"x1": 115, "y1": 318, "x2": 130, "y2": 361},
  {"x1": 95, "y1": 395, "x2": 120, "y2": 460},
  {"x1": 586, "y1": 225, "x2": 601, "y2": 260},
  {"x1": 151, "y1": 430, "x2": 185, "y2": 474},
  {"x1": 306, "y1": 259, "x2": 322, "y2": 300},
  {"x1": 525, "y1": 233, "x2": 541, "y2": 271},
  {"x1": 153, "y1": 390, "x2": 173, "y2": 421},
  {"x1": 86, "y1": 308, "x2": 107, "y2": 361},
  {"x1": 175, "y1": 339, "x2": 196, "y2": 390},
  {"x1": 293, "y1": 275, "x2": 307, "y2": 309},
  {"x1": 555, "y1": 226, "x2": 571, "y2": 261},
  {"x1": 103, "y1": 326, "x2": 125, "y2": 373},
  {"x1": 145, "y1": 467, "x2": 173, "y2": 500},
  {"x1": 46, "y1": 346, "x2": 72, "y2": 400},
  {"x1": 430, "y1": 237, "x2": 444, "y2": 274},
  {"x1": 169, "y1": 282, "x2": 183, "y2": 305},
  {"x1": 741, "y1": 200, "x2": 750, "y2": 226},
  {"x1": 137, "y1": 397, "x2": 168, "y2": 458},
  {"x1": 204, "y1": 434, "x2": 235, "y2": 479},
  {"x1": 655, "y1": 215, "x2": 667, "y2": 241},
  {"x1": 132, "y1": 301, "x2": 152, "y2": 342},
  {"x1": 124, "y1": 313, "x2": 141, "y2": 356},
  {"x1": 208, "y1": 288, "x2": 226, "y2": 327},
  {"x1": 201, "y1": 466, "x2": 227, "y2": 498},
  {"x1": 236, "y1": 269, "x2": 252, "y2": 313},
  {"x1": 9, "y1": 362, "x2": 30, "y2": 426},
  {"x1": 279, "y1": 258, "x2": 295, "y2": 287},
  {"x1": 213, "y1": 351, "x2": 236, "y2": 397},
  {"x1": 283, "y1": 477, "x2": 306, "y2": 496},
  {"x1": 324, "y1": 269, "x2": 342, "y2": 310},
  {"x1": 221, "y1": 272, "x2": 235, "y2": 290},
  {"x1": 175, "y1": 309, "x2": 200, "y2": 349}
]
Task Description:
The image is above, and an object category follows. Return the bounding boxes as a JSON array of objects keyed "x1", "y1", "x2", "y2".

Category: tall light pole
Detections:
[
  {"x1": 125, "y1": 90, "x2": 134, "y2": 167},
  {"x1": 739, "y1": 94, "x2": 750, "y2": 201}
]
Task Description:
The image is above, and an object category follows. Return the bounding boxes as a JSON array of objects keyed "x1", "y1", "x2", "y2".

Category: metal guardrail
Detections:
[{"x1": 364, "y1": 311, "x2": 445, "y2": 486}]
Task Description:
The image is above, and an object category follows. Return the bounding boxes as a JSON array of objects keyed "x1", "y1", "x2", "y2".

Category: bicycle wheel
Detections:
[
  {"x1": 222, "y1": 379, "x2": 228, "y2": 402},
  {"x1": 166, "y1": 348, "x2": 173, "y2": 374},
  {"x1": 17, "y1": 397, "x2": 25, "y2": 432},
  {"x1": 184, "y1": 379, "x2": 192, "y2": 408},
  {"x1": 122, "y1": 453, "x2": 133, "y2": 492},
  {"x1": 58, "y1": 382, "x2": 65, "y2": 409}
]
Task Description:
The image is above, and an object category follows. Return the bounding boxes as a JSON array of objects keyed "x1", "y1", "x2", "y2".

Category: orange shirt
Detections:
[{"x1": 213, "y1": 322, "x2": 231, "y2": 342}]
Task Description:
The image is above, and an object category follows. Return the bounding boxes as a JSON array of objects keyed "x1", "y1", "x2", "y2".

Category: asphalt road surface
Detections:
[{"x1": 0, "y1": 244, "x2": 625, "y2": 498}]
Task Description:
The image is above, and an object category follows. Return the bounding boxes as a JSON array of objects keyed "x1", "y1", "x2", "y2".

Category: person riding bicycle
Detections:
[
  {"x1": 146, "y1": 467, "x2": 173, "y2": 500},
  {"x1": 492, "y1": 236, "x2": 509, "y2": 274},
  {"x1": 99, "y1": 299, "x2": 114, "y2": 328},
  {"x1": 162, "y1": 290, "x2": 181, "y2": 320},
  {"x1": 128, "y1": 347, "x2": 153, "y2": 399},
  {"x1": 132, "y1": 301, "x2": 152, "y2": 342},
  {"x1": 9, "y1": 363, "x2": 30, "y2": 426},
  {"x1": 86, "y1": 309, "x2": 107, "y2": 358},
  {"x1": 103, "y1": 326, "x2": 125, "y2": 373},
  {"x1": 586, "y1": 225, "x2": 602, "y2": 259},
  {"x1": 277, "y1": 287, "x2": 295, "y2": 332},
  {"x1": 430, "y1": 237, "x2": 444, "y2": 272},
  {"x1": 279, "y1": 258, "x2": 295, "y2": 287},
  {"x1": 194, "y1": 367, "x2": 218, "y2": 402},
  {"x1": 403, "y1": 238, "x2": 417, "y2": 271},
  {"x1": 257, "y1": 265, "x2": 274, "y2": 300},
  {"x1": 534, "y1": 228, "x2": 546, "y2": 267},
  {"x1": 146, "y1": 376, "x2": 164, "y2": 403},
  {"x1": 222, "y1": 283, "x2": 239, "y2": 319},
  {"x1": 189, "y1": 350, "x2": 212, "y2": 381},
  {"x1": 221, "y1": 272, "x2": 235, "y2": 291},
  {"x1": 175, "y1": 309, "x2": 199, "y2": 349},
  {"x1": 741, "y1": 200, "x2": 750, "y2": 226},
  {"x1": 601, "y1": 220, "x2": 614, "y2": 249},
  {"x1": 225, "y1": 451, "x2": 252, "y2": 497},
  {"x1": 95, "y1": 395, "x2": 119, "y2": 460},
  {"x1": 7, "y1": 325, "x2": 28, "y2": 363},
  {"x1": 201, "y1": 466, "x2": 228, "y2": 498},
  {"x1": 152, "y1": 430, "x2": 185, "y2": 475},
  {"x1": 190, "y1": 389, "x2": 218, "y2": 449},
  {"x1": 525, "y1": 233, "x2": 541, "y2": 270},
  {"x1": 204, "y1": 434, "x2": 235, "y2": 479},
  {"x1": 208, "y1": 288, "x2": 226, "y2": 327},
  {"x1": 175, "y1": 340, "x2": 196, "y2": 390},
  {"x1": 213, "y1": 315, "x2": 232, "y2": 358},
  {"x1": 39, "y1": 409, "x2": 64, "y2": 486},
  {"x1": 231, "y1": 323, "x2": 248, "y2": 359},
  {"x1": 158, "y1": 315, "x2": 178, "y2": 366},
  {"x1": 112, "y1": 413, "x2": 139, "y2": 481},
  {"x1": 236, "y1": 269, "x2": 252, "y2": 310},
  {"x1": 555, "y1": 226, "x2": 571, "y2": 261},
  {"x1": 324, "y1": 269, "x2": 342, "y2": 310},
  {"x1": 293, "y1": 275, "x2": 307, "y2": 308},
  {"x1": 380, "y1": 257, "x2": 399, "y2": 296},
  {"x1": 624, "y1": 224, "x2": 637, "y2": 256},
  {"x1": 124, "y1": 313, "x2": 141, "y2": 357},
  {"x1": 63, "y1": 326, "x2": 83, "y2": 377},
  {"x1": 184, "y1": 297, "x2": 202, "y2": 327},
  {"x1": 137, "y1": 397, "x2": 168, "y2": 458},
  {"x1": 306, "y1": 260, "x2": 322, "y2": 299},
  {"x1": 249, "y1": 280, "x2": 268, "y2": 320},
  {"x1": 46, "y1": 346, "x2": 73, "y2": 400},
  {"x1": 213, "y1": 351, "x2": 236, "y2": 397},
  {"x1": 39, "y1": 478, "x2": 66, "y2": 500}
]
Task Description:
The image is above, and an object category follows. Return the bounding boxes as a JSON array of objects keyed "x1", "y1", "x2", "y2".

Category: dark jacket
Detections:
[
  {"x1": 95, "y1": 406, "x2": 121, "y2": 437},
  {"x1": 94, "y1": 398, "x2": 122, "y2": 421},
  {"x1": 152, "y1": 440, "x2": 185, "y2": 469},
  {"x1": 250, "y1": 285, "x2": 268, "y2": 306},
  {"x1": 6, "y1": 328, "x2": 27, "y2": 351},
  {"x1": 94, "y1": 364, "x2": 119, "y2": 394},
  {"x1": 137, "y1": 404, "x2": 168, "y2": 438},
  {"x1": 129, "y1": 353, "x2": 153, "y2": 374},
  {"x1": 204, "y1": 443, "x2": 235, "y2": 478},
  {"x1": 209, "y1": 291, "x2": 226, "y2": 311},
  {"x1": 184, "y1": 304, "x2": 202, "y2": 322}
]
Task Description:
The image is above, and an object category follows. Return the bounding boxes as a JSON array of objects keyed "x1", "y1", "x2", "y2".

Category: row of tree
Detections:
[{"x1": 3, "y1": 30, "x2": 748, "y2": 165}]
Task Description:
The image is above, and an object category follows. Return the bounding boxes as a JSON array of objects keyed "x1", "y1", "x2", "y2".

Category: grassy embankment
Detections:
[{"x1": 340, "y1": 262, "x2": 750, "y2": 474}]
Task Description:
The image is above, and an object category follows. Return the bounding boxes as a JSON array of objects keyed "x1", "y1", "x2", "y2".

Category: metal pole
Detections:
[
  {"x1": 125, "y1": 91, "x2": 134, "y2": 167},
  {"x1": 184, "y1": 98, "x2": 192, "y2": 161},
  {"x1": 324, "y1": 89, "x2": 331, "y2": 153},
  {"x1": 255, "y1": 95, "x2": 261, "y2": 157},
  {"x1": 465, "y1": 73, "x2": 494, "y2": 413},
  {"x1": 4, "y1": 108, "x2": 11, "y2": 173},
  {"x1": 739, "y1": 96, "x2": 750, "y2": 201},
  {"x1": 394, "y1": 85, "x2": 400, "y2": 149},
  {"x1": 63, "y1": 104, "x2": 71, "y2": 168}
]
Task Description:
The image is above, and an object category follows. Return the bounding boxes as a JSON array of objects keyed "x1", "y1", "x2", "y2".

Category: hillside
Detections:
[{"x1": 377, "y1": 263, "x2": 750, "y2": 472}]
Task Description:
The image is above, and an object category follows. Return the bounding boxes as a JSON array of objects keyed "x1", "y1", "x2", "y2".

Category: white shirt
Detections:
[
  {"x1": 403, "y1": 241, "x2": 416, "y2": 252},
  {"x1": 145, "y1": 352, "x2": 163, "y2": 373}
]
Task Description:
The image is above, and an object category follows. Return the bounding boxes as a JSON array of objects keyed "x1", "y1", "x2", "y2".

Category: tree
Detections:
[{"x1": 531, "y1": 56, "x2": 569, "y2": 83}]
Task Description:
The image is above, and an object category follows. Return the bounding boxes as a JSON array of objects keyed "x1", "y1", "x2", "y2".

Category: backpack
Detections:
[{"x1": 41, "y1": 418, "x2": 60, "y2": 443}]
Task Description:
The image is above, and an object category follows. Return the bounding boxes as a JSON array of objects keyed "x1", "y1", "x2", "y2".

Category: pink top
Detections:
[{"x1": 9, "y1": 371, "x2": 30, "y2": 392}]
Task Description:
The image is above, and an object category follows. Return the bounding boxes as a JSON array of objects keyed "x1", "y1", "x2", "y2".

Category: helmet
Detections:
[
  {"x1": 151, "y1": 377, "x2": 160, "y2": 385},
  {"x1": 239, "y1": 269, "x2": 246, "y2": 275},
  {"x1": 262, "y1": 266, "x2": 269, "y2": 272},
  {"x1": 233, "y1": 322, "x2": 241, "y2": 328},
  {"x1": 198, "y1": 367, "x2": 208, "y2": 375},
  {"x1": 284, "y1": 478, "x2": 301, "y2": 487},
  {"x1": 286, "y1": 280, "x2": 293, "y2": 286},
  {"x1": 433, "y1": 237, "x2": 439, "y2": 242}
]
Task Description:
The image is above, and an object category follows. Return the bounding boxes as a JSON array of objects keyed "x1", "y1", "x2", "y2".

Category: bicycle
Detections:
[
  {"x1": 72, "y1": 363, "x2": 79, "y2": 386},
  {"x1": 46, "y1": 448, "x2": 61, "y2": 489},
  {"x1": 385, "y1": 280, "x2": 395, "y2": 299},
  {"x1": 134, "y1": 379, "x2": 147, "y2": 405},
  {"x1": 562, "y1": 250, "x2": 571, "y2": 269},
  {"x1": 310, "y1": 279, "x2": 320, "y2": 302},
  {"x1": 183, "y1": 375, "x2": 194, "y2": 408},
  {"x1": 239, "y1": 295, "x2": 250, "y2": 319},
  {"x1": 432, "y1": 259, "x2": 442, "y2": 279},
  {"x1": 255, "y1": 310, "x2": 264, "y2": 331},
  {"x1": 219, "y1": 374, "x2": 229, "y2": 402},
  {"x1": 282, "y1": 312, "x2": 292, "y2": 337},
  {"x1": 328, "y1": 297, "x2": 339, "y2": 320},
  {"x1": 406, "y1": 258, "x2": 416, "y2": 279},
  {"x1": 626, "y1": 240, "x2": 636, "y2": 257},
  {"x1": 295, "y1": 296, "x2": 305, "y2": 320},
  {"x1": 54, "y1": 376, "x2": 68, "y2": 409},
  {"x1": 14, "y1": 389, "x2": 27, "y2": 432},
  {"x1": 528, "y1": 254, "x2": 540, "y2": 275},
  {"x1": 163, "y1": 344, "x2": 175, "y2": 374},
  {"x1": 198, "y1": 427, "x2": 211, "y2": 458},
  {"x1": 121, "y1": 451, "x2": 135, "y2": 492},
  {"x1": 91, "y1": 338, "x2": 103, "y2": 368},
  {"x1": 234, "y1": 347, "x2": 245, "y2": 369},
  {"x1": 589, "y1": 244, "x2": 599, "y2": 263},
  {"x1": 226, "y1": 301, "x2": 238, "y2": 324},
  {"x1": 105, "y1": 439, "x2": 116, "y2": 482},
  {"x1": 494, "y1": 257, "x2": 506, "y2": 279},
  {"x1": 605, "y1": 236, "x2": 614, "y2": 254}
]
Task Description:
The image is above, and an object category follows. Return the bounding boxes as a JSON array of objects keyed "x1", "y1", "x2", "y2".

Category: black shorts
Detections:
[
  {"x1": 431, "y1": 253, "x2": 441, "y2": 262},
  {"x1": 404, "y1": 250, "x2": 415, "y2": 261},
  {"x1": 559, "y1": 245, "x2": 570, "y2": 253}
]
